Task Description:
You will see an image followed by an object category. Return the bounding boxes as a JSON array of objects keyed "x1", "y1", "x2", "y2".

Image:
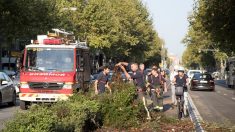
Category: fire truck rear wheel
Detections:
[{"x1": 20, "y1": 100, "x2": 29, "y2": 110}]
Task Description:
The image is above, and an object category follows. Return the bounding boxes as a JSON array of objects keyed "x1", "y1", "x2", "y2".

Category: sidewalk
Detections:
[
  {"x1": 163, "y1": 86, "x2": 177, "y2": 117},
  {"x1": 145, "y1": 82, "x2": 177, "y2": 117}
]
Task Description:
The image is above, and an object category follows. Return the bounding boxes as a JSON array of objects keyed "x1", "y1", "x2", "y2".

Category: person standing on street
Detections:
[
  {"x1": 139, "y1": 63, "x2": 148, "y2": 81},
  {"x1": 94, "y1": 66, "x2": 112, "y2": 94},
  {"x1": 147, "y1": 68, "x2": 167, "y2": 111},
  {"x1": 161, "y1": 69, "x2": 167, "y2": 79},
  {"x1": 170, "y1": 66, "x2": 178, "y2": 108},
  {"x1": 117, "y1": 62, "x2": 151, "y2": 120}
]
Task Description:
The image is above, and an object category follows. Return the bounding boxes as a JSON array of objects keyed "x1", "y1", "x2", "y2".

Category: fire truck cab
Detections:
[{"x1": 19, "y1": 29, "x2": 91, "y2": 109}]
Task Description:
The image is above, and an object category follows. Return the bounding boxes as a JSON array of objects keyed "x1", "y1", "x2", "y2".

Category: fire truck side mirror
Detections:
[{"x1": 16, "y1": 58, "x2": 23, "y2": 70}]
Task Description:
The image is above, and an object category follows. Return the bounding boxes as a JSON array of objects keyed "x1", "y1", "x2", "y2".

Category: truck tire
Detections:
[
  {"x1": 228, "y1": 85, "x2": 232, "y2": 88},
  {"x1": 20, "y1": 100, "x2": 28, "y2": 110},
  {"x1": 8, "y1": 92, "x2": 17, "y2": 106}
]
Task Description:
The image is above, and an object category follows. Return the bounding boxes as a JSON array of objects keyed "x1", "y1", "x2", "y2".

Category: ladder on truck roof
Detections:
[
  {"x1": 32, "y1": 28, "x2": 88, "y2": 47},
  {"x1": 52, "y1": 29, "x2": 73, "y2": 36}
]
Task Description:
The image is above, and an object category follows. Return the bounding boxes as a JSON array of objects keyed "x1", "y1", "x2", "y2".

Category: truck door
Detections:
[
  {"x1": 83, "y1": 50, "x2": 91, "y2": 82},
  {"x1": 75, "y1": 49, "x2": 84, "y2": 91}
]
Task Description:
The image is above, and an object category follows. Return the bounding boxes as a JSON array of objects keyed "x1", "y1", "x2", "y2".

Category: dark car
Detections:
[
  {"x1": 0, "y1": 72, "x2": 17, "y2": 106},
  {"x1": 190, "y1": 73, "x2": 215, "y2": 91}
]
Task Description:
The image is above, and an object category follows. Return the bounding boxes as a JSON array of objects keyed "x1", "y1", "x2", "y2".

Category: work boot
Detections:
[
  {"x1": 153, "y1": 106, "x2": 159, "y2": 110},
  {"x1": 158, "y1": 106, "x2": 163, "y2": 112}
]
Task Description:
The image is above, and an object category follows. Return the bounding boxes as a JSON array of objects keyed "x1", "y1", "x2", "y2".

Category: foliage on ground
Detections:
[
  {"x1": 2, "y1": 83, "x2": 143, "y2": 132},
  {"x1": 3, "y1": 82, "x2": 234, "y2": 132},
  {"x1": 3, "y1": 96, "x2": 101, "y2": 132},
  {"x1": 202, "y1": 122, "x2": 235, "y2": 132},
  {"x1": 97, "y1": 113, "x2": 195, "y2": 132}
]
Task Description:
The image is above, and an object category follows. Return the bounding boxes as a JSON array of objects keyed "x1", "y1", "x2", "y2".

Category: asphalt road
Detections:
[
  {"x1": 0, "y1": 99, "x2": 20, "y2": 131},
  {"x1": 189, "y1": 81, "x2": 235, "y2": 126}
]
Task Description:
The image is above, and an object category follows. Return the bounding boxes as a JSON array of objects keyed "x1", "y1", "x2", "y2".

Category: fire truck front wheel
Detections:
[{"x1": 20, "y1": 100, "x2": 29, "y2": 110}]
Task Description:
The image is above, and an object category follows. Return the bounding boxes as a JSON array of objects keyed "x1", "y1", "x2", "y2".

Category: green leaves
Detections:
[
  {"x1": 182, "y1": 0, "x2": 234, "y2": 69},
  {"x1": 2, "y1": 83, "x2": 142, "y2": 131},
  {"x1": 0, "y1": 0, "x2": 162, "y2": 63},
  {"x1": 199, "y1": 0, "x2": 235, "y2": 55}
]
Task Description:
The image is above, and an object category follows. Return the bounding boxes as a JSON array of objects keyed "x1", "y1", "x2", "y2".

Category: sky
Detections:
[{"x1": 142, "y1": 0, "x2": 194, "y2": 58}]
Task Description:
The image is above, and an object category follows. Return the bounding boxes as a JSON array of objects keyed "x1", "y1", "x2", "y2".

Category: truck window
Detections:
[
  {"x1": 76, "y1": 49, "x2": 84, "y2": 71},
  {"x1": 25, "y1": 48, "x2": 74, "y2": 72}
]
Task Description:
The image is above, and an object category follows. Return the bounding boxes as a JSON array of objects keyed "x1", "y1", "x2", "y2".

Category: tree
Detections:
[
  {"x1": 184, "y1": 0, "x2": 235, "y2": 56},
  {"x1": 182, "y1": 0, "x2": 233, "y2": 70},
  {"x1": 0, "y1": 0, "x2": 60, "y2": 50},
  {"x1": 198, "y1": 0, "x2": 235, "y2": 55},
  {"x1": 0, "y1": 0, "x2": 162, "y2": 65},
  {"x1": 57, "y1": 0, "x2": 162, "y2": 63}
]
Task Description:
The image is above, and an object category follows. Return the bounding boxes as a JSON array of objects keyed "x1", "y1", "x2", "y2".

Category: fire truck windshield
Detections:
[{"x1": 25, "y1": 48, "x2": 74, "y2": 72}]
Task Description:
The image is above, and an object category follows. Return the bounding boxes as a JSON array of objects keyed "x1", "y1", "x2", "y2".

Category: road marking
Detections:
[
  {"x1": 217, "y1": 91, "x2": 221, "y2": 93},
  {"x1": 232, "y1": 98, "x2": 235, "y2": 100},
  {"x1": 224, "y1": 94, "x2": 227, "y2": 96}
]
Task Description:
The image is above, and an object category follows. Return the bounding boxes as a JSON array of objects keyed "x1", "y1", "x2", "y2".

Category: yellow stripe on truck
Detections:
[{"x1": 19, "y1": 93, "x2": 73, "y2": 101}]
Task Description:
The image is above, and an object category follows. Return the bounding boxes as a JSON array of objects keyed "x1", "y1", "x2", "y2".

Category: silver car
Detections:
[{"x1": 0, "y1": 72, "x2": 17, "y2": 106}]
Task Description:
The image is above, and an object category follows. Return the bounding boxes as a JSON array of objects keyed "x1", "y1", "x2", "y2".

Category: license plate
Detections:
[{"x1": 200, "y1": 80, "x2": 208, "y2": 83}]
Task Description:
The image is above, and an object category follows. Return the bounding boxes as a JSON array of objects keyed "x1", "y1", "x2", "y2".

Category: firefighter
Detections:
[
  {"x1": 139, "y1": 63, "x2": 148, "y2": 81},
  {"x1": 146, "y1": 68, "x2": 167, "y2": 111},
  {"x1": 94, "y1": 66, "x2": 112, "y2": 94},
  {"x1": 117, "y1": 62, "x2": 151, "y2": 120}
]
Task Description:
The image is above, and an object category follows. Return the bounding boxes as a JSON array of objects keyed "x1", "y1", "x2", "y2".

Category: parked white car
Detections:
[
  {"x1": 0, "y1": 72, "x2": 17, "y2": 106},
  {"x1": 187, "y1": 70, "x2": 202, "y2": 84},
  {"x1": 212, "y1": 71, "x2": 220, "y2": 80}
]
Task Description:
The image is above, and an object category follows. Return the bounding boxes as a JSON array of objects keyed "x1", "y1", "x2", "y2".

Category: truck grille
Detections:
[{"x1": 29, "y1": 82, "x2": 64, "y2": 89}]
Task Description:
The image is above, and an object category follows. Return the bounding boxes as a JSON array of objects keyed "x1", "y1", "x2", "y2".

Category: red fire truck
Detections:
[{"x1": 19, "y1": 29, "x2": 91, "y2": 109}]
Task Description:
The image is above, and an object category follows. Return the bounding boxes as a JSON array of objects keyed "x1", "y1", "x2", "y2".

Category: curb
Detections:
[
  {"x1": 215, "y1": 80, "x2": 227, "y2": 88},
  {"x1": 187, "y1": 93, "x2": 205, "y2": 132}
]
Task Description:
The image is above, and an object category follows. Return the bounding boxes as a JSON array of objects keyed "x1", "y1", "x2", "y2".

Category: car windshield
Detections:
[
  {"x1": 25, "y1": 48, "x2": 74, "y2": 72},
  {"x1": 0, "y1": 73, "x2": 5, "y2": 80},
  {"x1": 193, "y1": 74, "x2": 212, "y2": 80}
]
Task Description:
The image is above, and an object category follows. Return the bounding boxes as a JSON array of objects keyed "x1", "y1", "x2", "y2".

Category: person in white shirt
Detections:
[{"x1": 170, "y1": 65, "x2": 178, "y2": 108}]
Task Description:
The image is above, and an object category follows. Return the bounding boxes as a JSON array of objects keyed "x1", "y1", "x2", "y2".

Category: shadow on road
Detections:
[
  {"x1": 190, "y1": 89, "x2": 215, "y2": 92},
  {"x1": 163, "y1": 103, "x2": 172, "y2": 112},
  {"x1": 163, "y1": 95, "x2": 170, "y2": 99},
  {"x1": 0, "y1": 100, "x2": 19, "y2": 110}
]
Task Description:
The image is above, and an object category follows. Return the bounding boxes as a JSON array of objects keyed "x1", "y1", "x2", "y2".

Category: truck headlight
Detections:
[
  {"x1": 63, "y1": 82, "x2": 73, "y2": 89},
  {"x1": 20, "y1": 82, "x2": 29, "y2": 88}
]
